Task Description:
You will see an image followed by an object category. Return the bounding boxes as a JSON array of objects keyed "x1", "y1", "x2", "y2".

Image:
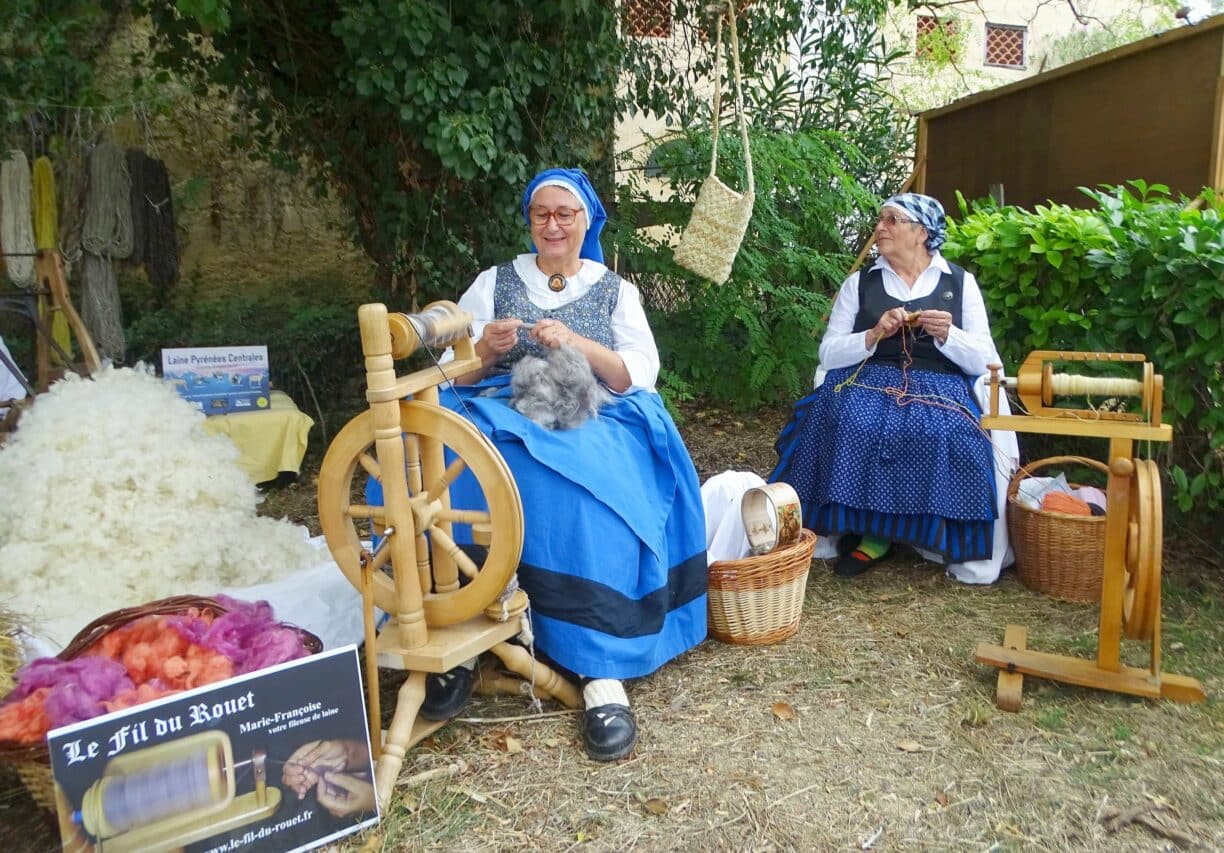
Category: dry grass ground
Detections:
[{"x1": 2, "y1": 402, "x2": 1221, "y2": 851}]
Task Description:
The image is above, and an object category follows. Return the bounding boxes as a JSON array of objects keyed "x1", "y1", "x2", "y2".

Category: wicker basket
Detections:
[
  {"x1": 0, "y1": 595, "x2": 322, "y2": 813},
  {"x1": 1008, "y1": 456, "x2": 1108, "y2": 603},
  {"x1": 707, "y1": 529, "x2": 817, "y2": 645}
]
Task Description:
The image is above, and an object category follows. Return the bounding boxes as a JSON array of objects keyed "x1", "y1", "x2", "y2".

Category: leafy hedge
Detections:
[{"x1": 942, "y1": 183, "x2": 1223, "y2": 519}]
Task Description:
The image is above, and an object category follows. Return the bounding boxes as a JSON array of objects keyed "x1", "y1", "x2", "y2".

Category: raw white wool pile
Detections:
[{"x1": 0, "y1": 366, "x2": 317, "y2": 649}]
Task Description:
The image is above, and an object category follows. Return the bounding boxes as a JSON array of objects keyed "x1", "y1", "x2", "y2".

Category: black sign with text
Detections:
[{"x1": 48, "y1": 646, "x2": 377, "y2": 853}]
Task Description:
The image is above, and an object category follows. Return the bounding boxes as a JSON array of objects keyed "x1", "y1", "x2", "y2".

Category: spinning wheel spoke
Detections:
[
  {"x1": 435, "y1": 507, "x2": 492, "y2": 527},
  {"x1": 345, "y1": 504, "x2": 386, "y2": 525},
  {"x1": 404, "y1": 434, "x2": 424, "y2": 496},
  {"x1": 425, "y1": 458, "x2": 467, "y2": 503},
  {"x1": 426, "y1": 525, "x2": 480, "y2": 580},
  {"x1": 357, "y1": 452, "x2": 380, "y2": 482}
]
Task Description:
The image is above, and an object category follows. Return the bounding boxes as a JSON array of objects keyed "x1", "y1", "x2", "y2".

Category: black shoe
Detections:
[
  {"x1": 420, "y1": 666, "x2": 476, "y2": 721},
  {"x1": 582, "y1": 704, "x2": 637, "y2": 762},
  {"x1": 834, "y1": 545, "x2": 891, "y2": 579},
  {"x1": 835, "y1": 534, "x2": 862, "y2": 557}
]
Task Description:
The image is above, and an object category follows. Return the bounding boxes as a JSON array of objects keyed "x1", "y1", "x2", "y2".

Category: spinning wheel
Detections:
[
  {"x1": 317, "y1": 301, "x2": 579, "y2": 811},
  {"x1": 318, "y1": 401, "x2": 523, "y2": 627},
  {"x1": 974, "y1": 351, "x2": 1205, "y2": 710},
  {"x1": 1123, "y1": 458, "x2": 1160, "y2": 643}
]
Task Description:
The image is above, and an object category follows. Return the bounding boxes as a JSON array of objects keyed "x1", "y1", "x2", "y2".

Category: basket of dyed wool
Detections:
[
  {"x1": 0, "y1": 595, "x2": 321, "y2": 812},
  {"x1": 1008, "y1": 456, "x2": 1108, "y2": 603}
]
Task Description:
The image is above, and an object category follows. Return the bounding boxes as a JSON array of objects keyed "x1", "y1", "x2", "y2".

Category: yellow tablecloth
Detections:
[{"x1": 202, "y1": 390, "x2": 314, "y2": 483}]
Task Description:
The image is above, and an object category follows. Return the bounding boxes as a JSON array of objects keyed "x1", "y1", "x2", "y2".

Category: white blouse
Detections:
[
  {"x1": 454, "y1": 254, "x2": 661, "y2": 392},
  {"x1": 818, "y1": 253, "x2": 1002, "y2": 378}
]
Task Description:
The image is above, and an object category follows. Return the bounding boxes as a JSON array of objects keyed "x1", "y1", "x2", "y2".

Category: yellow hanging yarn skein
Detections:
[
  {"x1": 33, "y1": 156, "x2": 74, "y2": 362},
  {"x1": 33, "y1": 156, "x2": 58, "y2": 250}
]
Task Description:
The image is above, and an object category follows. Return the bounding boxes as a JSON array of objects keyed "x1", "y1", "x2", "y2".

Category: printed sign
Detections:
[
  {"x1": 48, "y1": 646, "x2": 378, "y2": 853},
  {"x1": 162, "y1": 346, "x2": 271, "y2": 415}
]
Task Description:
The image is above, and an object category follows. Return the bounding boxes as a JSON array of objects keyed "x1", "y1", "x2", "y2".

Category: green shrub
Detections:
[
  {"x1": 617, "y1": 128, "x2": 877, "y2": 408},
  {"x1": 943, "y1": 183, "x2": 1224, "y2": 521}
]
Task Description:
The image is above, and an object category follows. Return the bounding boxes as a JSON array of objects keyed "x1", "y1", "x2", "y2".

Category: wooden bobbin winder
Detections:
[
  {"x1": 317, "y1": 302, "x2": 580, "y2": 809},
  {"x1": 976, "y1": 350, "x2": 1206, "y2": 710}
]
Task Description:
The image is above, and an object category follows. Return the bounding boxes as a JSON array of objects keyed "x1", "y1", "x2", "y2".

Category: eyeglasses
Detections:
[
  {"x1": 876, "y1": 212, "x2": 920, "y2": 227},
  {"x1": 528, "y1": 206, "x2": 583, "y2": 227}
]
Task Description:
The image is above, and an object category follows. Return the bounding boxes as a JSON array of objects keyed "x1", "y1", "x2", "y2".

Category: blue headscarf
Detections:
[
  {"x1": 882, "y1": 193, "x2": 946, "y2": 252},
  {"x1": 521, "y1": 168, "x2": 607, "y2": 263}
]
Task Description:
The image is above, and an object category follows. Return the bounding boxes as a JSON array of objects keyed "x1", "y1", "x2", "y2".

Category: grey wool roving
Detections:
[{"x1": 510, "y1": 344, "x2": 609, "y2": 430}]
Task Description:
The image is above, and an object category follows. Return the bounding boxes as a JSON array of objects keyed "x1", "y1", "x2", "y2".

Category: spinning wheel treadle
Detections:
[
  {"x1": 318, "y1": 401, "x2": 524, "y2": 627},
  {"x1": 1123, "y1": 458, "x2": 1160, "y2": 643}
]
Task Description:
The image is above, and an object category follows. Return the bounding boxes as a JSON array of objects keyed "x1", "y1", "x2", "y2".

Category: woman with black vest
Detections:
[{"x1": 770, "y1": 193, "x2": 1015, "y2": 583}]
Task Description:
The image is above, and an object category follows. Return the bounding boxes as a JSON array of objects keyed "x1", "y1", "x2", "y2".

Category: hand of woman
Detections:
[
  {"x1": 282, "y1": 739, "x2": 365, "y2": 800},
  {"x1": 531, "y1": 318, "x2": 579, "y2": 350},
  {"x1": 479, "y1": 318, "x2": 524, "y2": 362},
  {"x1": 316, "y1": 771, "x2": 376, "y2": 818},
  {"x1": 868, "y1": 307, "x2": 908, "y2": 348},
  {"x1": 914, "y1": 309, "x2": 954, "y2": 343}
]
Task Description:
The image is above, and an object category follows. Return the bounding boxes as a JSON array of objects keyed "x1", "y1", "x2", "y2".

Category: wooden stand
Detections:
[
  {"x1": 0, "y1": 250, "x2": 101, "y2": 393},
  {"x1": 975, "y1": 351, "x2": 1206, "y2": 710},
  {"x1": 318, "y1": 302, "x2": 579, "y2": 809}
]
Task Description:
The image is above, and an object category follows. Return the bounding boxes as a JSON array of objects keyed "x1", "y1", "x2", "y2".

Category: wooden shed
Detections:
[{"x1": 914, "y1": 14, "x2": 1224, "y2": 211}]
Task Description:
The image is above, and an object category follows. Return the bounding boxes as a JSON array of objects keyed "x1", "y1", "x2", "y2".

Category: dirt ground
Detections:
[{"x1": 2, "y1": 401, "x2": 1221, "y2": 851}]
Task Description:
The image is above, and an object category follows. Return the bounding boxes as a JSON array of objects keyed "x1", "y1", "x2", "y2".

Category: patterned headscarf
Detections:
[
  {"x1": 881, "y1": 193, "x2": 946, "y2": 252},
  {"x1": 522, "y1": 168, "x2": 607, "y2": 263}
]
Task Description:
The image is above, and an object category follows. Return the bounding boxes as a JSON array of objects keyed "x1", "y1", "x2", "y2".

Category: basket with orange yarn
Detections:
[
  {"x1": 0, "y1": 595, "x2": 321, "y2": 813},
  {"x1": 707, "y1": 529, "x2": 817, "y2": 645},
  {"x1": 1008, "y1": 456, "x2": 1108, "y2": 603}
]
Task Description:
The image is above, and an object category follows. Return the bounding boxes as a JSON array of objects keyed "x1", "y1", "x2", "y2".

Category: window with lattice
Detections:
[
  {"x1": 625, "y1": 0, "x2": 672, "y2": 39},
  {"x1": 915, "y1": 14, "x2": 960, "y2": 62},
  {"x1": 985, "y1": 23, "x2": 1026, "y2": 68}
]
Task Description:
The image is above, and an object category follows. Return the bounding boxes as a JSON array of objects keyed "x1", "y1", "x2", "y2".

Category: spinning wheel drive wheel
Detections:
[
  {"x1": 1122, "y1": 458, "x2": 1161, "y2": 642},
  {"x1": 318, "y1": 400, "x2": 524, "y2": 627}
]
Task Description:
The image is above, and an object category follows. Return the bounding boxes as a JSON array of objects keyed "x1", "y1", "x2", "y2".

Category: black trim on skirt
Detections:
[{"x1": 517, "y1": 552, "x2": 708, "y2": 640}]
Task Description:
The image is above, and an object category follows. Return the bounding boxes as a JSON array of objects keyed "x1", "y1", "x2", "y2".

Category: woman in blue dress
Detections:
[
  {"x1": 771, "y1": 193, "x2": 1017, "y2": 584},
  {"x1": 372, "y1": 168, "x2": 707, "y2": 761}
]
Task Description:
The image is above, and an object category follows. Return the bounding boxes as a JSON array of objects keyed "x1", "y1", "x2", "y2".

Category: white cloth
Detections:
[
  {"x1": 812, "y1": 254, "x2": 1019, "y2": 584},
  {"x1": 0, "y1": 333, "x2": 28, "y2": 414},
  {"x1": 218, "y1": 535, "x2": 366, "y2": 652},
  {"x1": 449, "y1": 254, "x2": 660, "y2": 392},
  {"x1": 700, "y1": 470, "x2": 766, "y2": 565}
]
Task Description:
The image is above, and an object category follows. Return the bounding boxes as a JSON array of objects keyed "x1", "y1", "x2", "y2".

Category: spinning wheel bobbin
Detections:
[
  {"x1": 975, "y1": 351, "x2": 1204, "y2": 711},
  {"x1": 65, "y1": 731, "x2": 279, "y2": 853}
]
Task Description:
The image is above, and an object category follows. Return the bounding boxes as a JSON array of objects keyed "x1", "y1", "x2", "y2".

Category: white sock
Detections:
[{"x1": 582, "y1": 678, "x2": 629, "y2": 709}]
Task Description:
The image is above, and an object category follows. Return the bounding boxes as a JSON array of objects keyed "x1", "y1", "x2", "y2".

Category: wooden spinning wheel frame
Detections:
[
  {"x1": 318, "y1": 401, "x2": 523, "y2": 627},
  {"x1": 317, "y1": 301, "x2": 580, "y2": 811},
  {"x1": 975, "y1": 351, "x2": 1205, "y2": 710}
]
